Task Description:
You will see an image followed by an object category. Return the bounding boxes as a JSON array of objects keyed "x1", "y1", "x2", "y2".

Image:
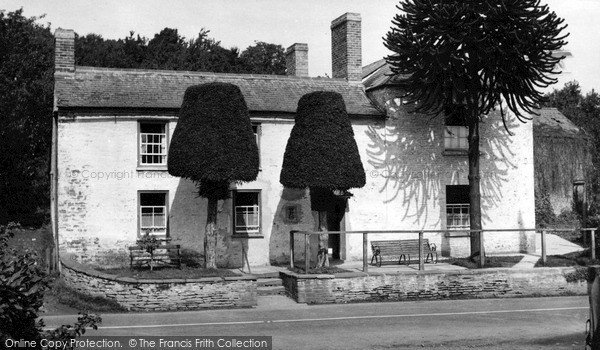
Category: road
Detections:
[{"x1": 43, "y1": 296, "x2": 589, "y2": 349}]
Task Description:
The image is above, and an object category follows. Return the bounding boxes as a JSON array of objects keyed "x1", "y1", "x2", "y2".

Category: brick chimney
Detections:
[
  {"x1": 54, "y1": 28, "x2": 75, "y2": 74},
  {"x1": 286, "y1": 43, "x2": 309, "y2": 77},
  {"x1": 331, "y1": 13, "x2": 361, "y2": 81}
]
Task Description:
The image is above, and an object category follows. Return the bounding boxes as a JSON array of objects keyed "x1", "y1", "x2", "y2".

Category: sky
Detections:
[{"x1": 2, "y1": 0, "x2": 599, "y2": 93}]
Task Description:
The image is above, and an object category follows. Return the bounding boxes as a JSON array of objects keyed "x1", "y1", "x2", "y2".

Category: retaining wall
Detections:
[
  {"x1": 60, "y1": 254, "x2": 257, "y2": 311},
  {"x1": 280, "y1": 267, "x2": 589, "y2": 304}
]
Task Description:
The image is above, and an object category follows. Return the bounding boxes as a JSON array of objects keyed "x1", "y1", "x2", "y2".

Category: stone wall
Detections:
[
  {"x1": 60, "y1": 254, "x2": 257, "y2": 311},
  {"x1": 280, "y1": 268, "x2": 587, "y2": 304}
]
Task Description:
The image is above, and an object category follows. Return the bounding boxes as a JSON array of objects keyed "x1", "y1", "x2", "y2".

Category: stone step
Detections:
[
  {"x1": 257, "y1": 285, "x2": 286, "y2": 296},
  {"x1": 257, "y1": 278, "x2": 283, "y2": 287}
]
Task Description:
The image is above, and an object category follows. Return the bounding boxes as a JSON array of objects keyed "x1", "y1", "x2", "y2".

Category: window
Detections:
[
  {"x1": 233, "y1": 191, "x2": 261, "y2": 236},
  {"x1": 444, "y1": 125, "x2": 468, "y2": 150},
  {"x1": 444, "y1": 108, "x2": 468, "y2": 151},
  {"x1": 139, "y1": 192, "x2": 168, "y2": 236},
  {"x1": 139, "y1": 122, "x2": 167, "y2": 165},
  {"x1": 446, "y1": 185, "x2": 470, "y2": 230}
]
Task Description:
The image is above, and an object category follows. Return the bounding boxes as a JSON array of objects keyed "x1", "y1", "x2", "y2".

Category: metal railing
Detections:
[{"x1": 289, "y1": 228, "x2": 598, "y2": 273}]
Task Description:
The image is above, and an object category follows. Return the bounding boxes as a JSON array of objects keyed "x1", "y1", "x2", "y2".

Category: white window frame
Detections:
[
  {"x1": 444, "y1": 125, "x2": 468, "y2": 151},
  {"x1": 233, "y1": 190, "x2": 262, "y2": 236},
  {"x1": 139, "y1": 122, "x2": 168, "y2": 166},
  {"x1": 139, "y1": 191, "x2": 168, "y2": 237},
  {"x1": 446, "y1": 203, "x2": 470, "y2": 230}
]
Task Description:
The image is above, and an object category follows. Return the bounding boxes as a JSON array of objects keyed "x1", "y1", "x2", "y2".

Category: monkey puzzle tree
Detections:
[
  {"x1": 280, "y1": 91, "x2": 365, "y2": 268},
  {"x1": 384, "y1": 0, "x2": 567, "y2": 262},
  {"x1": 168, "y1": 82, "x2": 259, "y2": 269}
]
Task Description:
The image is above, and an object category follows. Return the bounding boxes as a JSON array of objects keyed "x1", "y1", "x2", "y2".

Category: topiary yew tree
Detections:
[
  {"x1": 384, "y1": 0, "x2": 567, "y2": 264},
  {"x1": 280, "y1": 91, "x2": 365, "y2": 268},
  {"x1": 168, "y1": 82, "x2": 259, "y2": 269}
]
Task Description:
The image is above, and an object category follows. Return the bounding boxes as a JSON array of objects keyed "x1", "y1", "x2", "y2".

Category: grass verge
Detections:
[
  {"x1": 448, "y1": 255, "x2": 524, "y2": 269},
  {"x1": 45, "y1": 276, "x2": 127, "y2": 313},
  {"x1": 534, "y1": 249, "x2": 600, "y2": 267}
]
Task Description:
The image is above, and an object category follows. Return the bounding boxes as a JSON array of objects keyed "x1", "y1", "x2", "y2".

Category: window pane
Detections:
[
  {"x1": 140, "y1": 123, "x2": 165, "y2": 133},
  {"x1": 236, "y1": 192, "x2": 259, "y2": 206},
  {"x1": 140, "y1": 193, "x2": 166, "y2": 206}
]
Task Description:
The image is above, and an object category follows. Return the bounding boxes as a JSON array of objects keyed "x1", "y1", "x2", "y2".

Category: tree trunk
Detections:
[
  {"x1": 204, "y1": 196, "x2": 218, "y2": 269},
  {"x1": 467, "y1": 118, "x2": 484, "y2": 263},
  {"x1": 315, "y1": 210, "x2": 329, "y2": 268}
]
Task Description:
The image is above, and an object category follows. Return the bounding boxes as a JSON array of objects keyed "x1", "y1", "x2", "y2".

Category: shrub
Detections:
[
  {"x1": 280, "y1": 91, "x2": 365, "y2": 191},
  {"x1": 0, "y1": 223, "x2": 101, "y2": 346}
]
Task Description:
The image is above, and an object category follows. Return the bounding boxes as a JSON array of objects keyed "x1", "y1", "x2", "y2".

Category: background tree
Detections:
[
  {"x1": 73, "y1": 27, "x2": 286, "y2": 74},
  {"x1": 141, "y1": 28, "x2": 188, "y2": 70},
  {"x1": 0, "y1": 9, "x2": 54, "y2": 226},
  {"x1": 384, "y1": 0, "x2": 567, "y2": 263},
  {"x1": 239, "y1": 41, "x2": 286, "y2": 75},
  {"x1": 168, "y1": 83, "x2": 259, "y2": 269},
  {"x1": 280, "y1": 91, "x2": 365, "y2": 268}
]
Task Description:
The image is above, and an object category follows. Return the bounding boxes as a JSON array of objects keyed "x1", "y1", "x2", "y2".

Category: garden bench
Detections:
[
  {"x1": 129, "y1": 244, "x2": 181, "y2": 269},
  {"x1": 370, "y1": 239, "x2": 437, "y2": 267}
]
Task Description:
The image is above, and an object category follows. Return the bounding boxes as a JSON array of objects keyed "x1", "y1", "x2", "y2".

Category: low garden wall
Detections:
[
  {"x1": 280, "y1": 267, "x2": 589, "y2": 304},
  {"x1": 60, "y1": 253, "x2": 257, "y2": 311}
]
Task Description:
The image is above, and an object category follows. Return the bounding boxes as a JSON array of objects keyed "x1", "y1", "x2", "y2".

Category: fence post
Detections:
[
  {"x1": 290, "y1": 231, "x2": 294, "y2": 268},
  {"x1": 363, "y1": 233, "x2": 368, "y2": 273},
  {"x1": 479, "y1": 230, "x2": 485, "y2": 268},
  {"x1": 541, "y1": 230, "x2": 547, "y2": 266},
  {"x1": 592, "y1": 229, "x2": 596, "y2": 261},
  {"x1": 304, "y1": 233, "x2": 309, "y2": 274},
  {"x1": 418, "y1": 231, "x2": 424, "y2": 271}
]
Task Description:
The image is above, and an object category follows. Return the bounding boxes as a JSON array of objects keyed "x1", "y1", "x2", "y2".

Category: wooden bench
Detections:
[
  {"x1": 370, "y1": 239, "x2": 437, "y2": 267},
  {"x1": 129, "y1": 244, "x2": 182, "y2": 269}
]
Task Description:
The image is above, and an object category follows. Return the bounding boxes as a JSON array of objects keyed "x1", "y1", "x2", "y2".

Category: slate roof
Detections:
[
  {"x1": 535, "y1": 108, "x2": 587, "y2": 139},
  {"x1": 54, "y1": 66, "x2": 382, "y2": 117},
  {"x1": 361, "y1": 59, "x2": 408, "y2": 91}
]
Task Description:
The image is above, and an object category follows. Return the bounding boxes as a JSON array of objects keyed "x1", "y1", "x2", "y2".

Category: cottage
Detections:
[{"x1": 51, "y1": 13, "x2": 536, "y2": 268}]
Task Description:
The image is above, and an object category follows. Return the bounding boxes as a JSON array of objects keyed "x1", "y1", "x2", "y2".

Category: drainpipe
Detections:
[{"x1": 50, "y1": 111, "x2": 60, "y2": 272}]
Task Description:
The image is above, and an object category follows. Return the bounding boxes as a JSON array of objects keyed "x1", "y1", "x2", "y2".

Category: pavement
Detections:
[{"x1": 241, "y1": 232, "x2": 587, "y2": 277}]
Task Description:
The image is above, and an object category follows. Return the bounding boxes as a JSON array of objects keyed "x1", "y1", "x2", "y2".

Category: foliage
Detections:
[
  {"x1": 136, "y1": 231, "x2": 161, "y2": 254},
  {"x1": 0, "y1": 223, "x2": 101, "y2": 346},
  {"x1": 0, "y1": 9, "x2": 54, "y2": 227},
  {"x1": 535, "y1": 191, "x2": 557, "y2": 228},
  {"x1": 238, "y1": 41, "x2": 286, "y2": 75},
  {"x1": 75, "y1": 27, "x2": 286, "y2": 74},
  {"x1": 168, "y1": 82, "x2": 259, "y2": 199},
  {"x1": 544, "y1": 81, "x2": 600, "y2": 208},
  {"x1": 41, "y1": 314, "x2": 102, "y2": 350},
  {"x1": 280, "y1": 91, "x2": 366, "y2": 190},
  {"x1": 384, "y1": 0, "x2": 567, "y2": 122}
]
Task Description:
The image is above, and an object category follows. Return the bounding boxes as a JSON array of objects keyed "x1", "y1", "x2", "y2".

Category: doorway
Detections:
[{"x1": 327, "y1": 197, "x2": 347, "y2": 260}]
